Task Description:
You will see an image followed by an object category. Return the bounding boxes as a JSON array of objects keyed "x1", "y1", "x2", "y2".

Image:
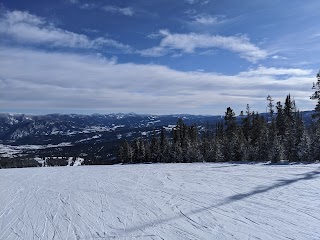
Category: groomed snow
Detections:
[{"x1": 0, "y1": 163, "x2": 319, "y2": 239}]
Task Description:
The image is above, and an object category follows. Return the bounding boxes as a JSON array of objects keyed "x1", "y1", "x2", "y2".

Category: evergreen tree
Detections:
[
  {"x1": 310, "y1": 123, "x2": 320, "y2": 161},
  {"x1": 273, "y1": 136, "x2": 286, "y2": 162},
  {"x1": 214, "y1": 137, "x2": 224, "y2": 162},
  {"x1": 224, "y1": 107, "x2": 237, "y2": 133},
  {"x1": 117, "y1": 93, "x2": 314, "y2": 165},
  {"x1": 267, "y1": 95, "x2": 275, "y2": 121},
  {"x1": 310, "y1": 70, "x2": 320, "y2": 120},
  {"x1": 283, "y1": 95, "x2": 299, "y2": 161},
  {"x1": 284, "y1": 94, "x2": 294, "y2": 127},
  {"x1": 224, "y1": 107, "x2": 238, "y2": 161},
  {"x1": 309, "y1": 70, "x2": 320, "y2": 161},
  {"x1": 159, "y1": 128, "x2": 170, "y2": 162},
  {"x1": 118, "y1": 140, "x2": 132, "y2": 164},
  {"x1": 268, "y1": 117, "x2": 278, "y2": 162},
  {"x1": 150, "y1": 131, "x2": 160, "y2": 163},
  {"x1": 242, "y1": 104, "x2": 251, "y2": 141},
  {"x1": 276, "y1": 101, "x2": 286, "y2": 136}
]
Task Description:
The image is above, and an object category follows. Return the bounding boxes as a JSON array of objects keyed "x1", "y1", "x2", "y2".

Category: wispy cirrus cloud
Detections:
[
  {"x1": 193, "y1": 15, "x2": 220, "y2": 25},
  {"x1": 103, "y1": 5, "x2": 134, "y2": 16},
  {"x1": 271, "y1": 55, "x2": 288, "y2": 60},
  {"x1": 0, "y1": 10, "x2": 131, "y2": 51},
  {"x1": 67, "y1": 1, "x2": 134, "y2": 17},
  {"x1": 137, "y1": 46, "x2": 168, "y2": 57},
  {"x1": 185, "y1": 0, "x2": 198, "y2": 4},
  {"x1": 238, "y1": 66, "x2": 312, "y2": 77},
  {"x1": 79, "y1": 3, "x2": 97, "y2": 10},
  {"x1": 67, "y1": 0, "x2": 79, "y2": 4},
  {"x1": 139, "y1": 29, "x2": 268, "y2": 62},
  {"x1": 186, "y1": 11, "x2": 227, "y2": 27},
  {"x1": 185, "y1": 0, "x2": 209, "y2": 5}
]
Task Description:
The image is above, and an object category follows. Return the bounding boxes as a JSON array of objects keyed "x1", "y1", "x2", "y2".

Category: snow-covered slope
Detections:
[{"x1": 0, "y1": 163, "x2": 319, "y2": 239}]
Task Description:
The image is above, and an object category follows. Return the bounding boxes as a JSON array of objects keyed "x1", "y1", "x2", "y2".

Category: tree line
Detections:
[{"x1": 117, "y1": 72, "x2": 320, "y2": 164}]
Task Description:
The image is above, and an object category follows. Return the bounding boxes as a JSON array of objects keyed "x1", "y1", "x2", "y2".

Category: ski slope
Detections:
[{"x1": 0, "y1": 163, "x2": 319, "y2": 239}]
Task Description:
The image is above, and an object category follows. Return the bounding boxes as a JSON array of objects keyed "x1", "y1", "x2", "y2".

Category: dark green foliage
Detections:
[
  {"x1": 118, "y1": 94, "x2": 315, "y2": 164},
  {"x1": 310, "y1": 71, "x2": 320, "y2": 120},
  {"x1": 46, "y1": 157, "x2": 68, "y2": 167},
  {"x1": 267, "y1": 95, "x2": 275, "y2": 119},
  {"x1": 276, "y1": 101, "x2": 286, "y2": 137},
  {"x1": 0, "y1": 157, "x2": 41, "y2": 168}
]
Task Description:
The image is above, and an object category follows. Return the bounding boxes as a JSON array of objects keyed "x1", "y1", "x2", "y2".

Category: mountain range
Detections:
[{"x1": 0, "y1": 111, "x2": 315, "y2": 167}]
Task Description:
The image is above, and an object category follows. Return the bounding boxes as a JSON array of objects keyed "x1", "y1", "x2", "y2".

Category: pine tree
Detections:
[
  {"x1": 273, "y1": 136, "x2": 286, "y2": 163},
  {"x1": 268, "y1": 117, "x2": 277, "y2": 162},
  {"x1": 276, "y1": 101, "x2": 286, "y2": 137},
  {"x1": 297, "y1": 126, "x2": 311, "y2": 161},
  {"x1": 224, "y1": 107, "x2": 237, "y2": 133},
  {"x1": 224, "y1": 107, "x2": 238, "y2": 161},
  {"x1": 213, "y1": 135, "x2": 224, "y2": 162},
  {"x1": 138, "y1": 138, "x2": 146, "y2": 163},
  {"x1": 284, "y1": 94, "x2": 294, "y2": 127},
  {"x1": 249, "y1": 113, "x2": 268, "y2": 161},
  {"x1": 118, "y1": 140, "x2": 132, "y2": 164},
  {"x1": 310, "y1": 70, "x2": 320, "y2": 120},
  {"x1": 213, "y1": 122, "x2": 225, "y2": 162},
  {"x1": 283, "y1": 95, "x2": 296, "y2": 161},
  {"x1": 159, "y1": 128, "x2": 170, "y2": 163},
  {"x1": 310, "y1": 123, "x2": 320, "y2": 161},
  {"x1": 132, "y1": 138, "x2": 140, "y2": 163},
  {"x1": 308, "y1": 70, "x2": 320, "y2": 161},
  {"x1": 150, "y1": 131, "x2": 160, "y2": 163},
  {"x1": 267, "y1": 95, "x2": 275, "y2": 121},
  {"x1": 242, "y1": 104, "x2": 251, "y2": 141}
]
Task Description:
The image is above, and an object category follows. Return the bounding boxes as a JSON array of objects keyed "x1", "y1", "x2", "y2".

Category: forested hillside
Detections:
[{"x1": 118, "y1": 72, "x2": 320, "y2": 164}]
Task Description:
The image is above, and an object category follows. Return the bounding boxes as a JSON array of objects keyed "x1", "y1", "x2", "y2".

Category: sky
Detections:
[{"x1": 0, "y1": 0, "x2": 320, "y2": 115}]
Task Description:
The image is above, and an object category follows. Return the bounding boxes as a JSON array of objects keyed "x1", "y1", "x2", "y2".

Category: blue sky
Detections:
[{"x1": 0, "y1": 0, "x2": 319, "y2": 115}]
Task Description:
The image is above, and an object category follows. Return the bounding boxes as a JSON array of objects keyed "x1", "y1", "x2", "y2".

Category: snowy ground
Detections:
[
  {"x1": 0, "y1": 143, "x2": 72, "y2": 158},
  {"x1": 0, "y1": 163, "x2": 320, "y2": 240}
]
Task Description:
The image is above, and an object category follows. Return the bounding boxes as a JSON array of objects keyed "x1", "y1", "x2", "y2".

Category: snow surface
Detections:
[
  {"x1": 0, "y1": 143, "x2": 72, "y2": 157},
  {"x1": 0, "y1": 144, "x2": 43, "y2": 157},
  {"x1": 76, "y1": 135, "x2": 101, "y2": 143},
  {"x1": 0, "y1": 163, "x2": 320, "y2": 239}
]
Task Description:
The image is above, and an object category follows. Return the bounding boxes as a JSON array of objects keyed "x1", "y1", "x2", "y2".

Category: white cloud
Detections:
[
  {"x1": 79, "y1": 3, "x2": 97, "y2": 9},
  {"x1": 271, "y1": 55, "x2": 288, "y2": 60},
  {"x1": 140, "y1": 30, "x2": 268, "y2": 62},
  {"x1": 68, "y1": 0, "x2": 79, "y2": 4},
  {"x1": 185, "y1": 0, "x2": 208, "y2": 5},
  {"x1": 199, "y1": 49, "x2": 216, "y2": 55},
  {"x1": 0, "y1": 47, "x2": 314, "y2": 114},
  {"x1": 193, "y1": 15, "x2": 220, "y2": 25},
  {"x1": 103, "y1": 6, "x2": 134, "y2": 16},
  {"x1": 69, "y1": 2, "x2": 134, "y2": 16},
  {"x1": 184, "y1": 9, "x2": 197, "y2": 15},
  {"x1": 0, "y1": 10, "x2": 131, "y2": 51},
  {"x1": 239, "y1": 66, "x2": 312, "y2": 77},
  {"x1": 147, "y1": 32, "x2": 163, "y2": 39},
  {"x1": 185, "y1": 0, "x2": 198, "y2": 4},
  {"x1": 137, "y1": 46, "x2": 168, "y2": 57}
]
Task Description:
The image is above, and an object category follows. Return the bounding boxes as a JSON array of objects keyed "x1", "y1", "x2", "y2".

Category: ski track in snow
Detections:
[{"x1": 0, "y1": 163, "x2": 320, "y2": 239}]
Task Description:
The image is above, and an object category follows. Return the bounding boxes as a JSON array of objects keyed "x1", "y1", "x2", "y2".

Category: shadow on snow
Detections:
[{"x1": 121, "y1": 167, "x2": 320, "y2": 234}]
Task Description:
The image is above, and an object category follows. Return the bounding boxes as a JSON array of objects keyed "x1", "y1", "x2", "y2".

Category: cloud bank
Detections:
[{"x1": 0, "y1": 47, "x2": 314, "y2": 114}]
